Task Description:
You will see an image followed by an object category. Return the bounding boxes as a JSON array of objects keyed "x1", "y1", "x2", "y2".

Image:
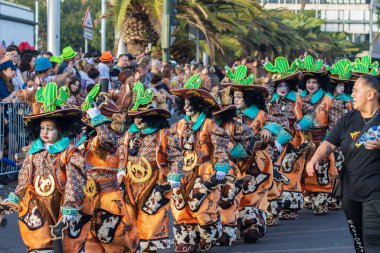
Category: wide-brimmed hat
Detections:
[
  {"x1": 327, "y1": 59, "x2": 356, "y2": 85},
  {"x1": 221, "y1": 64, "x2": 269, "y2": 98},
  {"x1": 99, "y1": 51, "x2": 115, "y2": 62},
  {"x1": 171, "y1": 74, "x2": 220, "y2": 109},
  {"x1": 24, "y1": 82, "x2": 82, "y2": 124},
  {"x1": 0, "y1": 60, "x2": 16, "y2": 71},
  {"x1": 61, "y1": 46, "x2": 77, "y2": 60},
  {"x1": 128, "y1": 82, "x2": 171, "y2": 118},
  {"x1": 35, "y1": 57, "x2": 52, "y2": 72},
  {"x1": 264, "y1": 57, "x2": 302, "y2": 88}
]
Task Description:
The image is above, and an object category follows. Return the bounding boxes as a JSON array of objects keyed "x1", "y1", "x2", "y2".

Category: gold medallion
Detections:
[
  {"x1": 127, "y1": 157, "x2": 152, "y2": 183},
  {"x1": 84, "y1": 178, "x2": 97, "y2": 197},
  {"x1": 35, "y1": 175, "x2": 55, "y2": 197},
  {"x1": 183, "y1": 151, "x2": 198, "y2": 171}
]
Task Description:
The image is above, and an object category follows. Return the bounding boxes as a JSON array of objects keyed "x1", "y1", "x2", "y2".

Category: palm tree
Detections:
[{"x1": 111, "y1": 0, "x2": 262, "y2": 61}]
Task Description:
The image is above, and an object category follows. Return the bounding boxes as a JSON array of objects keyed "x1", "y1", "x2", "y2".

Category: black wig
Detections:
[
  {"x1": 214, "y1": 108, "x2": 237, "y2": 124},
  {"x1": 25, "y1": 117, "x2": 83, "y2": 142},
  {"x1": 185, "y1": 96, "x2": 213, "y2": 118},
  {"x1": 140, "y1": 115, "x2": 170, "y2": 129},
  {"x1": 242, "y1": 90, "x2": 267, "y2": 111}
]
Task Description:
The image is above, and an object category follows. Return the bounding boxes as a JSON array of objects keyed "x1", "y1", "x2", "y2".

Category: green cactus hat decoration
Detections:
[
  {"x1": 171, "y1": 73, "x2": 220, "y2": 109},
  {"x1": 24, "y1": 82, "x2": 83, "y2": 123},
  {"x1": 221, "y1": 64, "x2": 269, "y2": 97},
  {"x1": 128, "y1": 81, "x2": 171, "y2": 118},
  {"x1": 81, "y1": 83, "x2": 101, "y2": 111},
  {"x1": 294, "y1": 55, "x2": 325, "y2": 73},
  {"x1": 352, "y1": 56, "x2": 379, "y2": 76},
  {"x1": 264, "y1": 57, "x2": 301, "y2": 85},
  {"x1": 326, "y1": 59, "x2": 356, "y2": 84}
]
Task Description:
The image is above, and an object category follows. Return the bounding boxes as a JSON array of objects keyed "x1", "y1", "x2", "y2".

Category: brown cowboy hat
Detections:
[
  {"x1": 328, "y1": 74, "x2": 357, "y2": 85},
  {"x1": 171, "y1": 88, "x2": 220, "y2": 109},
  {"x1": 128, "y1": 108, "x2": 171, "y2": 118},
  {"x1": 24, "y1": 108, "x2": 83, "y2": 124},
  {"x1": 213, "y1": 104, "x2": 237, "y2": 116},
  {"x1": 221, "y1": 83, "x2": 270, "y2": 98}
]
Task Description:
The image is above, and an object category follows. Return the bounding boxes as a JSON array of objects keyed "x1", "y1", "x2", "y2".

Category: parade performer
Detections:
[
  {"x1": 262, "y1": 57, "x2": 315, "y2": 220},
  {"x1": 74, "y1": 83, "x2": 139, "y2": 253},
  {"x1": 118, "y1": 82, "x2": 184, "y2": 252},
  {"x1": 2, "y1": 82, "x2": 86, "y2": 252},
  {"x1": 220, "y1": 65, "x2": 274, "y2": 241},
  {"x1": 170, "y1": 74, "x2": 230, "y2": 252},
  {"x1": 296, "y1": 55, "x2": 339, "y2": 215}
]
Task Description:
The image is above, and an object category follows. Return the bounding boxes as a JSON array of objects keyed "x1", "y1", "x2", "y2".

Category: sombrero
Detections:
[
  {"x1": 23, "y1": 82, "x2": 82, "y2": 124},
  {"x1": 221, "y1": 64, "x2": 269, "y2": 98},
  {"x1": 128, "y1": 82, "x2": 171, "y2": 118},
  {"x1": 264, "y1": 57, "x2": 302, "y2": 87},
  {"x1": 326, "y1": 59, "x2": 356, "y2": 84},
  {"x1": 171, "y1": 74, "x2": 220, "y2": 109}
]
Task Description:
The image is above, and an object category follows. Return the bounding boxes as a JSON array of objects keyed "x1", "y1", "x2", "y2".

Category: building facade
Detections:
[
  {"x1": 261, "y1": 0, "x2": 380, "y2": 58},
  {"x1": 0, "y1": 0, "x2": 35, "y2": 47}
]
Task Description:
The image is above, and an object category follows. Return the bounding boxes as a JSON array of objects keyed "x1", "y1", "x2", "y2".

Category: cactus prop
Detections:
[
  {"x1": 130, "y1": 82, "x2": 154, "y2": 110},
  {"x1": 225, "y1": 65, "x2": 255, "y2": 85},
  {"x1": 294, "y1": 55, "x2": 324, "y2": 72},
  {"x1": 354, "y1": 55, "x2": 379, "y2": 69},
  {"x1": 264, "y1": 57, "x2": 298, "y2": 78},
  {"x1": 81, "y1": 83, "x2": 101, "y2": 111},
  {"x1": 352, "y1": 56, "x2": 379, "y2": 76},
  {"x1": 326, "y1": 59, "x2": 353, "y2": 79},
  {"x1": 35, "y1": 82, "x2": 70, "y2": 112},
  {"x1": 183, "y1": 74, "x2": 202, "y2": 89}
]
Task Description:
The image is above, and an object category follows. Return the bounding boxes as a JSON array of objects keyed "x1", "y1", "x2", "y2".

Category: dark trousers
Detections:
[{"x1": 342, "y1": 194, "x2": 380, "y2": 253}]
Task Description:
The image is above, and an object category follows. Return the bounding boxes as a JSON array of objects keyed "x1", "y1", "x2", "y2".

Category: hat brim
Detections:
[
  {"x1": 24, "y1": 108, "x2": 83, "y2": 124},
  {"x1": 128, "y1": 108, "x2": 171, "y2": 118},
  {"x1": 213, "y1": 105, "x2": 237, "y2": 116},
  {"x1": 62, "y1": 51, "x2": 78, "y2": 60},
  {"x1": 171, "y1": 88, "x2": 220, "y2": 109},
  {"x1": 221, "y1": 83, "x2": 269, "y2": 98},
  {"x1": 301, "y1": 70, "x2": 328, "y2": 81},
  {"x1": 272, "y1": 71, "x2": 302, "y2": 85},
  {"x1": 328, "y1": 74, "x2": 356, "y2": 85},
  {"x1": 99, "y1": 57, "x2": 115, "y2": 62}
]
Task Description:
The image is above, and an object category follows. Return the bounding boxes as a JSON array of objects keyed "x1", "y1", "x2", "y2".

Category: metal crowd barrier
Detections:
[{"x1": 0, "y1": 102, "x2": 31, "y2": 175}]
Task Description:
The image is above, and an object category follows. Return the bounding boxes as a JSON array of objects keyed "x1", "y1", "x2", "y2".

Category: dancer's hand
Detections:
[
  {"x1": 168, "y1": 180, "x2": 180, "y2": 189},
  {"x1": 216, "y1": 171, "x2": 226, "y2": 181},
  {"x1": 274, "y1": 140, "x2": 283, "y2": 153},
  {"x1": 117, "y1": 170, "x2": 126, "y2": 185},
  {"x1": 260, "y1": 129, "x2": 272, "y2": 140},
  {"x1": 306, "y1": 159, "x2": 319, "y2": 177},
  {"x1": 294, "y1": 123, "x2": 302, "y2": 131}
]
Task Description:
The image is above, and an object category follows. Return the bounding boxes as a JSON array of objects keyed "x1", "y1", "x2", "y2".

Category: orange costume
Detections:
[
  {"x1": 76, "y1": 110, "x2": 139, "y2": 253},
  {"x1": 300, "y1": 88, "x2": 339, "y2": 215},
  {"x1": 4, "y1": 83, "x2": 87, "y2": 252},
  {"x1": 170, "y1": 75, "x2": 231, "y2": 252},
  {"x1": 119, "y1": 82, "x2": 184, "y2": 252}
]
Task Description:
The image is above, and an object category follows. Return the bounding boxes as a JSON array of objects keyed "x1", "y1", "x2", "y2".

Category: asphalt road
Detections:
[{"x1": 0, "y1": 182, "x2": 355, "y2": 253}]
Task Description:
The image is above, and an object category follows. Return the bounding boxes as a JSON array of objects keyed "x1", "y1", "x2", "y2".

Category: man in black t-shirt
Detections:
[{"x1": 306, "y1": 75, "x2": 380, "y2": 253}]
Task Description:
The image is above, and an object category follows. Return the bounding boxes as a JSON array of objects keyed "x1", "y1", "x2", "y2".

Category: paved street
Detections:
[{"x1": 0, "y1": 182, "x2": 355, "y2": 253}]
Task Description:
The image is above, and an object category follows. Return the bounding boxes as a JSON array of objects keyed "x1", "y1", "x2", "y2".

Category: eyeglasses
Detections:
[{"x1": 352, "y1": 89, "x2": 376, "y2": 94}]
